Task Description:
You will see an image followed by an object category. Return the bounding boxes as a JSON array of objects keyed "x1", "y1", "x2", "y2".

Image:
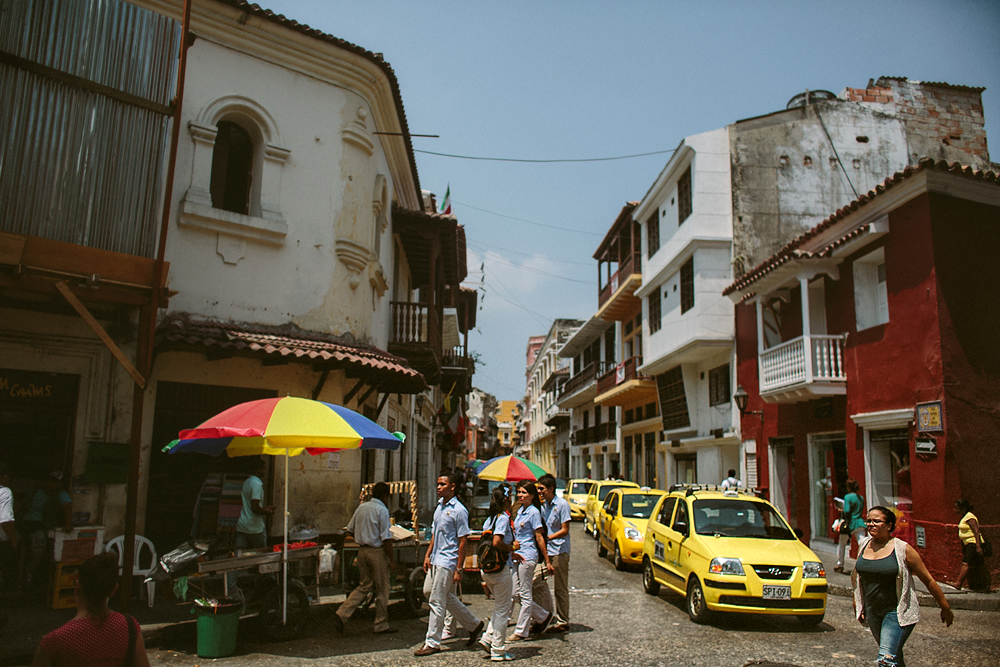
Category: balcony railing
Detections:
[
  {"x1": 759, "y1": 334, "x2": 846, "y2": 394},
  {"x1": 390, "y1": 301, "x2": 438, "y2": 346},
  {"x1": 598, "y1": 250, "x2": 642, "y2": 308},
  {"x1": 558, "y1": 361, "x2": 613, "y2": 401},
  {"x1": 596, "y1": 356, "x2": 647, "y2": 395},
  {"x1": 573, "y1": 421, "x2": 617, "y2": 445},
  {"x1": 442, "y1": 346, "x2": 474, "y2": 371}
]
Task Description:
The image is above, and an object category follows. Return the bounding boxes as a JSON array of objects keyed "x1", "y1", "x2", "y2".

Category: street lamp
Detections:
[{"x1": 733, "y1": 385, "x2": 763, "y2": 419}]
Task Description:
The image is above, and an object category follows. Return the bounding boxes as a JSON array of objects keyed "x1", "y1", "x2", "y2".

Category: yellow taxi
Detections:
[
  {"x1": 641, "y1": 487, "x2": 827, "y2": 625},
  {"x1": 584, "y1": 480, "x2": 639, "y2": 538},
  {"x1": 597, "y1": 488, "x2": 666, "y2": 570},
  {"x1": 563, "y1": 478, "x2": 592, "y2": 520}
]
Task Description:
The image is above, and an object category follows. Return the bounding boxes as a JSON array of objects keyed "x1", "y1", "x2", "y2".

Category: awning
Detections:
[{"x1": 156, "y1": 314, "x2": 427, "y2": 393}]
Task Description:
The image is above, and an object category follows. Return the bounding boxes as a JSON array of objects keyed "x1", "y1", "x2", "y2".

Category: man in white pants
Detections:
[{"x1": 415, "y1": 471, "x2": 484, "y2": 656}]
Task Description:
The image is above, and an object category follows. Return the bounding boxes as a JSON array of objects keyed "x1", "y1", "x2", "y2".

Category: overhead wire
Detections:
[
  {"x1": 466, "y1": 239, "x2": 594, "y2": 267},
  {"x1": 415, "y1": 147, "x2": 677, "y2": 163},
  {"x1": 454, "y1": 200, "x2": 602, "y2": 236}
]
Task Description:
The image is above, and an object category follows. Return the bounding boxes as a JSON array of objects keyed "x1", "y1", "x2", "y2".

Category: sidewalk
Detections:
[{"x1": 815, "y1": 549, "x2": 999, "y2": 612}]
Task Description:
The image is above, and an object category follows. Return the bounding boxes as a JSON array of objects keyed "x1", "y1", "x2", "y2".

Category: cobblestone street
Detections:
[{"x1": 142, "y1": 524, "x2": 999, "y2": 667}]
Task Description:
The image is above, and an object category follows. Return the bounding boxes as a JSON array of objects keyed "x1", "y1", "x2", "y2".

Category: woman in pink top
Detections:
[{"x1": 32, "y1": 553, "x2": 151, "y2": 667}]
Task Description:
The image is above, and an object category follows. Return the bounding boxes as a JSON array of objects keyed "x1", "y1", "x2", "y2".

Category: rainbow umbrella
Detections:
[
  {"x1": 475, "y1": 454, "x2": 548, "y2": 482},
  {"x1": 163, "y1": 396, "x2": 404, "y2": 624}
]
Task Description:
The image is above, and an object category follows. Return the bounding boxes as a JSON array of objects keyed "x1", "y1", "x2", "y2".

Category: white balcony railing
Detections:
[{"x1": 760, "y1": 334, "x2": 846, "y2": 394}]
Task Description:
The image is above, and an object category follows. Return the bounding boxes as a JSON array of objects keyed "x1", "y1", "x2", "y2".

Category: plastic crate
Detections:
[{"x1": 51, "y1": 561, "x2": 83, "y2": 589}]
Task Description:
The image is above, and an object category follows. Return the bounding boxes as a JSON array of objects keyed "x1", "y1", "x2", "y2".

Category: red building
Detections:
[{"x1": 724, "y1": 159, "x2": 1000, "y2": 584}]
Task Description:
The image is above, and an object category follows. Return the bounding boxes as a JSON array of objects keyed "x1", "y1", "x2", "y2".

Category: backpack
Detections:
[{"x1": 477, "y1": 516, "x2": 508, "y2": 574}]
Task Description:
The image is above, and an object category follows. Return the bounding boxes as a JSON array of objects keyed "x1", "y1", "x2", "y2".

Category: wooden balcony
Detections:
[
  {"x1": 596, "y1": 249, "x2": 642, "y2": 321},
  {"x1": 573, "y1": 421, "x2": 617, "y2": 445},
  {"x1": 759, "y1": 334, "x2": 847, "y2": 403},
  {"x1": 388, "y1": 301, "x2": 441, "y2": 383},
  {"x1": 557, "y1": 361, "x2": 612, "y2": 408},
  {"x1": 594, "y1": 356, "x2": 657, "y2": 407},
  {"x1": 441, "y1": 345, "x2": 474, "y2": 394}
]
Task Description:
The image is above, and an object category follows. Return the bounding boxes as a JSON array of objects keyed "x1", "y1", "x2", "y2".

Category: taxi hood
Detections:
[{"x1": 691, "y1": 534, "x2": 820, "y2": 565}]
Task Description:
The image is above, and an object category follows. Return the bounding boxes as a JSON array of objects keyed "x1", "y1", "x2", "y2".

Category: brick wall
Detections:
[{"x1": 875, "y1": 77, "x2": 989, "y2": 162}]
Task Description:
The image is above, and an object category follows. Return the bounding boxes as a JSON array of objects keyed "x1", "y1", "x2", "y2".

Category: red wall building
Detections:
[{"x1": 725, "y1": 159, "x2": 1000, "y2": 585}]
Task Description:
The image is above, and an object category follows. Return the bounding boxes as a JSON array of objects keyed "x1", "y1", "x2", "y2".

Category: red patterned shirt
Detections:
[{"x1": 40, "y1": 612, "x2": 139, "y2": 666}]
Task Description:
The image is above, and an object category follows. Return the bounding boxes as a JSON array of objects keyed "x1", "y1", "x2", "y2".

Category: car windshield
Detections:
[
  {"x1": 569, "y1": 482, "x2": 589, "y2": 495},
  {"x1": 691, "y1": 499, "x2": 796, "y2": 540},
  {"x1": 620, "y1": 495, "x2": 657, "y2": 519},
  {"x1": 597, "y1": 484, "x2": 633, "y2": 501}
]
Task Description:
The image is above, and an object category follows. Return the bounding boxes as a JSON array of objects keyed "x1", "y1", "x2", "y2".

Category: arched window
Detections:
[{"x1": 210, "y1": 120, "x2": 254, "y2": 215}]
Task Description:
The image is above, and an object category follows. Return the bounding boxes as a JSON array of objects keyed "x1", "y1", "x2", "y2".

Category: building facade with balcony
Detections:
[
  {"x1": 523, "y1": 320, "x2": 582, "y2": 475},
  {"x1": 725, "y1": 159, "x2": 1000, "y2": 584},
  {"x1": 557, "y1": 316, "x2": 615, "y2": 479},
  {"x1": 591, "y1": 204, "x2": 661, "y2": 484},
  {"x1": 633, "y1": 127, "x2": 741, "y2": 490}
]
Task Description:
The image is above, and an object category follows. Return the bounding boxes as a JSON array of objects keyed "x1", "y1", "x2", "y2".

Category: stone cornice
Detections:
[{"x1": 130, "y1": 0, "x2": 421, "y2": 210}]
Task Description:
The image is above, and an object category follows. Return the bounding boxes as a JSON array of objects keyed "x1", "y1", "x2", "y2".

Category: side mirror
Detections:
[
  {"x1": 674, "y1": 522, "x2": 688, "y2": 535},
  {"x1": 794, "y1": 528, "x2": 805, "y2": 541}
]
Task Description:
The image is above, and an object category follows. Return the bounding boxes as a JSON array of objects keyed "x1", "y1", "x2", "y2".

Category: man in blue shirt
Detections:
[
  {"x1": 534, "y1": 474, "x2": 572, "y2": 633},
  {"x1": 414, "y1": 471, "x2": 483, "y2": 656},
  {"x1": 228, "y1": 459, "x2": 274, "y2": 596},
  {"x1": 334, "y1": 482, "x2": 396, "y2": 634}
]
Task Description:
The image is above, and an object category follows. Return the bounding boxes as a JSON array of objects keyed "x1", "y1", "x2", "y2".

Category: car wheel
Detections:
[
  {"x1": 796, "y1": 612, "x2": 825, "y2": 627},
  {"x1": 686, "y1": 577, "x2": 713, "y2": 625},
  {"x1": 613, "y1": 542, "x2": 624, "y2": 571},
  {"x1": 597, "y1": 536, "x2": 608, "y2": 558},
  {"x1": 642, "y1": 558, "x2": 660, "y2": 596}
]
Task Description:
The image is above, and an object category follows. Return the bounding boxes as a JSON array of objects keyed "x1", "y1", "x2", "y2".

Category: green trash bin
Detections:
[{"x1": 192, "y1": 598, "x2": 242, "y2": 658}]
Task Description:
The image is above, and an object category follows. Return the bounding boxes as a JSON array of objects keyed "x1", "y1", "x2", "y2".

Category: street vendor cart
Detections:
[{"x1": 339, "y1": 480, "x2": 429, "y2": 614}]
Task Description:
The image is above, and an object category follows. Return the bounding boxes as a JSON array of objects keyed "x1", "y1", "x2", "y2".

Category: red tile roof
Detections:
[
  {"x1": 157, "y1": 314, "x2": 427, "y2": 392},
  {"x1": 876, "y1": 76, "x2": 986, "y2": 93},
  {"x1": 723, "y1": 158, "x2": 1000, "y2": 297},
  {"x1": 215, "y1": 0, "x2": 423, "y2": 208}
]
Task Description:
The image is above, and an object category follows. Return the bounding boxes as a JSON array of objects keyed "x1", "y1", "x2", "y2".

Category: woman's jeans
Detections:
[
  {"x1": 837, "y1": 526, "x2": 868, "y2": 567},
  {"x1": 868, "y1": 610, "x2": 914, "y2": 667}
]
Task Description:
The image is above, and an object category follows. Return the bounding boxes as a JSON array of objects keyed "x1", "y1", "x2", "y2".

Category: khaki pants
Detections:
[
  {"x1": 550, "y1": 553, "x2": 570, "y2": 625},
  {"x1": 337, "y1": 546, "x2": 391, "y2": 632}
]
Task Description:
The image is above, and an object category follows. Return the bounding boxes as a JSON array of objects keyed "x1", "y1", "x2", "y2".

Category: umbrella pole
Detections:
[{"x1": 283, "y1": 448, "x2": 288, "y2": 625}]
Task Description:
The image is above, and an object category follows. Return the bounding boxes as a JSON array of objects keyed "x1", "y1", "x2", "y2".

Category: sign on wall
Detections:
[{"x1": 915, "y1": 401, "x2": 944, "y2": 433}]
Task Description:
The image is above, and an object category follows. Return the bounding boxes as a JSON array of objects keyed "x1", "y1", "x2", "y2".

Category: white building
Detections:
[{"x1": 632, "y1": 128, "x2": 740, "y2": 488}]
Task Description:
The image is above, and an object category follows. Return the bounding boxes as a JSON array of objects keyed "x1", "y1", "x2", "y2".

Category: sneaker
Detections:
[
  {"x1": 530, "y1": 611, "x2": 552, "y2": 635},
  {"x1": 545, "y1": 623, "x2": 569, "y2": 633},
  {"x1": 478, "y1": 640, "x2": 491, "y2": 654},
  {"x1": 506, "y1": 633, "x2": 527, "y2": 642},
  {"x1": 414, "y1": 645, "x2": 442, "y2": 657},
  {"x1": 491, "y1": 651, "x2": 515, "y2": 662}
]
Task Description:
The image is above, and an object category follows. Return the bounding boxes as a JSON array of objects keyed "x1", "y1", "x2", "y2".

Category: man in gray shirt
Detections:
[{"x1": 334, "y1": 482, "x2": 396, "y2": 634}]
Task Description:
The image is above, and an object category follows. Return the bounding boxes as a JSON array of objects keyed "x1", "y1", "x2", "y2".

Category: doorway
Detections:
[
  {"x1": 0, "y1": 369, "x2": 79, "y2": 503},
  {"x1": 808, "y1": 432, "x2": 847, "y2": 545},
  {"x1": 146, "y1": 382, "x2": 276, "y2": 551},
  {"x1": 769, "y1": 437, "x2": 796, "y2": 527}
]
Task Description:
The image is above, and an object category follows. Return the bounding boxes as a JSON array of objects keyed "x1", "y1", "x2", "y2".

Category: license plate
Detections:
[{"x1": 762, "y1": 585, "x2": 791, "y2": 600}]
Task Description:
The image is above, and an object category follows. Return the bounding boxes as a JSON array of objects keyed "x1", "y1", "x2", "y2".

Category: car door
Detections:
[
  {"x1": 664, "y1": 499, "x2": 693, "y2": 585},
  {"x1": 601, "y1": 492, "x2": 619, "y2": 544},
  {"x1": 648, "y1": 496, "x2": 679, "y2": 587},
  {"x1": 585, "y1": 482, "x2": 599, "y2": 528}
]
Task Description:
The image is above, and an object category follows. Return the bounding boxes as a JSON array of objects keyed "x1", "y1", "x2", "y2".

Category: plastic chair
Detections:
[{"x1": 105, "y1": 535, "x2": 158, "y2": 608}]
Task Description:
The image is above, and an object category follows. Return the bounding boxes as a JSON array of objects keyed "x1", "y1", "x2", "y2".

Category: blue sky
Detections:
[{"x1": 263, "y1": 0, "x2": 999, "y2": 400}]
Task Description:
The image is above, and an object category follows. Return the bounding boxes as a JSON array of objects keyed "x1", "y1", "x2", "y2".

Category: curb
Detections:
[{"x1": 827, "y1": 582, "x2": 1000, "y2": 613}]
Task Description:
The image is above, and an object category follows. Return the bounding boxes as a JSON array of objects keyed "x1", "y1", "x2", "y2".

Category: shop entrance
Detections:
[
  {"x1": 769, "y1": 437, "x2": 796, "y2": 528},
  {"x1": 145, "y1": 382, "x2": 276, "y2": 551},
  {"x1": 867, "y1": 427, "x2": 914, "y2": 544},
  {"x1": 0, "y1": 369, "x2": 79, "y2": 499},
  {"x1": 808, "y1": 432, "x2": 847, "y2": 545}
]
